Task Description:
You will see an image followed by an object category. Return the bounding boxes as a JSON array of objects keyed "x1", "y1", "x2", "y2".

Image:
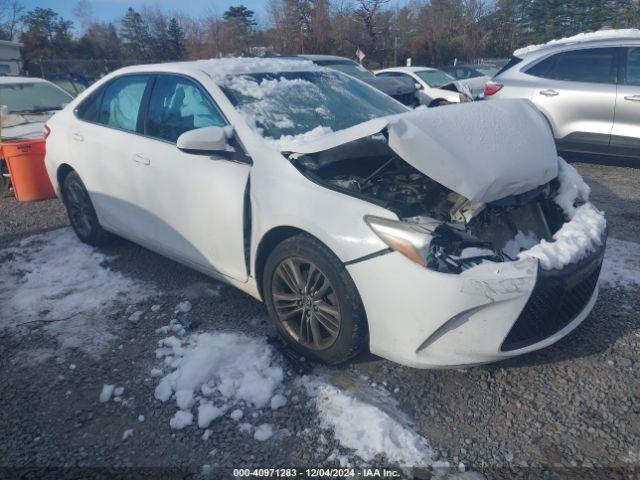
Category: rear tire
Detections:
[
  {"x1": 61, "y1": 171, "x2": 112, "y2": 246},
  {"x1": 263, "y1": 234, "x2": 368, "y2": 365},
  {"x1": 0, "y1": 159, "x2": 11, "y2": 197}
]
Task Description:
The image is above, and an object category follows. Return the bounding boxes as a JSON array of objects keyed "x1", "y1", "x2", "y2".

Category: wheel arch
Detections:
[{"x1": 254, "y1": 226, "x2": 341, "y2": 301}]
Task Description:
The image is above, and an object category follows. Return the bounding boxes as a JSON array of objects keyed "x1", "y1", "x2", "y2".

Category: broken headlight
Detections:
[{"x1": 365, "y1": 215, "x2": 505, "y2": 273}]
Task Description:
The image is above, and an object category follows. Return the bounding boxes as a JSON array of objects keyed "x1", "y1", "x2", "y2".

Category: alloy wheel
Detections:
[{"x1": 271, "y1": 258, "x2": 341, "y2": 350}]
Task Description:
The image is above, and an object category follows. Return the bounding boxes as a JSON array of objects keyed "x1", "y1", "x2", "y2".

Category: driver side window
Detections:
[{"x1": 146, "y1": 75, "x2": 226, "y2": 143}]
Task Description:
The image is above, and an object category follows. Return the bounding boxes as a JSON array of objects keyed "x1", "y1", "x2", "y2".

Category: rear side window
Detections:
[
  {"x1": 98, "y1": 75, "x2": 149, "y2": 132},
  {"x1": 626, "y1": 47, "x2": 640, "y2": 86},
  {"x1": 145, "y1": 75, "x2": 226, "y2": 143},
  {"x1": 75, "y1": 88, "x2": 103, "y2": 122},
  {"x1": 494, "y1": 56, "x2": 523, "y2": 77},
  {"x1": 528, "y1": 48, "x2": 617, "y2": 84}
]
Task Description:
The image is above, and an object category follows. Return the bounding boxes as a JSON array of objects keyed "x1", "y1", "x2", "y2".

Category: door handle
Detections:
[
  {"x1": 72, "y1": 132, "x2": 84, "y2": 142},
  {"x1": 132, "y1": 153, "x2": 151, "y2": 166},
  {"x1": 624, "y1": 95, "x2": 640, "y2": 102},
  {"x1": 540, "y1": 89, "x2": 559, "y2": 97}
]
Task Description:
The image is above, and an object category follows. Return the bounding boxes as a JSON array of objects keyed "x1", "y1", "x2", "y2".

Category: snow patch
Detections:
[
  {"x1": 253, "y1": 423, "x2": 274, "y2": 441},
  {"x1": 152, "y1": 328, "x2": 284, "y2": 430},
  {"x1": 601, "y1": 238, "x2": 640, "y2": 288},
  {"x1": 170, "y1": 410, "x2": 193, "y2": 430},
  {"x1": 0, "y1": 228, "x2": 153, "y2": 357},
  {"x1": 270, "y1": 394, "x2": 287, "y2": 410},
  {"x1": 514, "y1": 29, "x2": 640, "y2": 57},
  {"x1": 306, "y1": 380, "x2": 433, "y2": 467},
  {"x1": 99, "y1": 384, "x2": 115, "y2": 403}
]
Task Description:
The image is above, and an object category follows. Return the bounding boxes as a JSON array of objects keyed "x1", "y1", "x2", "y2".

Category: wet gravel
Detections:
[{"x1": 0, "y1": 161, "x2": 638, "y2": 479}]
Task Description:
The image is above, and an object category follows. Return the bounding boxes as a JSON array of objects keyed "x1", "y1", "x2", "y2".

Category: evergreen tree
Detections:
[
  {"x1": 223, "y1": 4, "x2": 258, "y2": 54},
  {"x1": 120, "y1": 7, "x2": 153, "y2": 61},
  {"x1": 20, "y1": 7, "x2": 75, "y2": 60},
  {"x1": 167, "y1": 17, "x2": 186, "y2": 60}
]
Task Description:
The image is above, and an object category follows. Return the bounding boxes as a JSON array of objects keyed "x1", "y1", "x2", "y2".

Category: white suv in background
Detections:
[{"x1": 485, "y1": 30, "x2": 640, "y2": 160}]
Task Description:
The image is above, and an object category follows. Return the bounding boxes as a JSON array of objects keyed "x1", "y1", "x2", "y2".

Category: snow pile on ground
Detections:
[
  {"x1": 601, "y1": 238, "x2": 640, "y2": 288},
  {"x1": 515, "y1": 158, "x2": 606, "y2": 270},
  {"x1": 0, "y1": 228, "x2": 153, "y2": 355},
  {"x1": 305, "y1": 379, "x2": 433, "y2": 467},
  {"x1": 153, "y1": 328, "x2": 284, "y2": 432},
  {"x1": 514, "y1": 29, "x2": 640, "y2": 57}
]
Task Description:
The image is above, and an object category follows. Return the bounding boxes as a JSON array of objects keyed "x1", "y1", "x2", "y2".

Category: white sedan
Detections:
[
  {"x1": 375, "y1": 66, "x2": 473, "y2": 106},
  {"x1": 44, "y1": 59, "x2": 606, "y2": 368}
]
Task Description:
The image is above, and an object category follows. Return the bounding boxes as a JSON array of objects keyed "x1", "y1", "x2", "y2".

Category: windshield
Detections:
[
  {"x1": 0, "y1": 82, "x2": 73, "y2": 113},
  {"x1": 220, "y1": 70, "x2": 407, "y2": 142},
  {"x1": 312, "y1": 60, "x2": 374, "y2": 81},
  {"x1": 476, "y1": 66, "x2": 500, "y2": 77},
  {"x1": 415, "y1": 70, "x2": 456, "y2": 88}
]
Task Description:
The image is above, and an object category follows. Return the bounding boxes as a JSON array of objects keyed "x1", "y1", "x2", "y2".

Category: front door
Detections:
[
  {"x1": 528, "y1": 47, "x2": 618, "y2": 153},
  {"x1": 133, "y1": 74, "x2": 250, "y2": 281}
]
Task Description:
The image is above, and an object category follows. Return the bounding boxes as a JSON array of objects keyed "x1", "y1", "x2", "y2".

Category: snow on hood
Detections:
[
  {"x1": 514, "y1": 29, "x2": 640, "y2": 57},
  {"x1": 286, "y1": 99, "x2": 558, "y2": 204}
]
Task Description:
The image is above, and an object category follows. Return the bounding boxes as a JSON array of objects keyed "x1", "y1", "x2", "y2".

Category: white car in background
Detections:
[
  {"x1": 375, "y1": 66, "x2": 473, "y2": 106},
  {"x1": 0, "y1": 76, "x2": 74, "y2": 195},
  {"x1": 44, "y1": 58, "x2": 606, "y2": 368}
]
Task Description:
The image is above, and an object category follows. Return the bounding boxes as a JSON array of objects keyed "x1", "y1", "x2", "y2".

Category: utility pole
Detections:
[{"x1": 394, "y1": 36, "x2": 398, "y2": 66}]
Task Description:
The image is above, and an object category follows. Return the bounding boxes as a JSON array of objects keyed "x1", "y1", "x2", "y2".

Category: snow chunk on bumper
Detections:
[
  {"x1": 517, "y1": 158, "x2": 606, "y2": 270},
  {"x1": 386, "y1": 99, "x2": 558, "y2": 203},
  {"x1": 520, "y1": 203, "x2": 606, "y2": 270}
]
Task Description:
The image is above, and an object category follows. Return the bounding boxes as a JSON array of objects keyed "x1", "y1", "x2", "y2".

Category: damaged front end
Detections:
[
  {"x1": 286, "y1": 101, "x2": 606, "y2": 276},
  {"x1": 290, "y1": 133, "x2": 570, "y2": 273}
]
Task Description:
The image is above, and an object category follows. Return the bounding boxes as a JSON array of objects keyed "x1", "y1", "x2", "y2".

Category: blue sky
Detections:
[{"x1": 21, "y1": 0, "x2": 271, "y2": 26}]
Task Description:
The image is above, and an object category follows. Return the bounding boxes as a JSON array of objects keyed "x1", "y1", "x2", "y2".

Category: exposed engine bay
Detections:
[{"x1": 289, "y1": 133, "x2": 567, "y2": 274}]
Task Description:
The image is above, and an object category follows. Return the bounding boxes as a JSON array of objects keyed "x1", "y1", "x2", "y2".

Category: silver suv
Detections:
[{"x1": 485, "y1": 32, "x2": 640, "y2": 160}]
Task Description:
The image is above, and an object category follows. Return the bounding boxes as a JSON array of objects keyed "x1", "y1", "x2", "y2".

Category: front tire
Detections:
[
  {"x1": 61, "y1": 171, "x2": 112, "y2": 246},
  {"x1": 263, "y1": 234, "x2": 368, "y2": 365}
]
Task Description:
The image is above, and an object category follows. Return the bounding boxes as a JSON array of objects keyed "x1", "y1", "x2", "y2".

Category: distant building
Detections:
[{"x1": 0, "y1": 40, "x2": 21, "y2": 76}]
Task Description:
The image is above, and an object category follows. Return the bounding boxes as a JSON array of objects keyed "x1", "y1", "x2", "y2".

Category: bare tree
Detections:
[{"x1": 0, "y1": 0, "x2": 24, "y2": 41}]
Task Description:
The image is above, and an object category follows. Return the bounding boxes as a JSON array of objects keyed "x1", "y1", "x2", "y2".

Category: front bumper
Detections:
[{"x1": 347, "y1": 239, "x2": 605, "y2": 368}]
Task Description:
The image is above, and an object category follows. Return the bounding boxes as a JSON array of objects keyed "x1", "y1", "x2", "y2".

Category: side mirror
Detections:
[
  {"x1": 177, "y1": 125, "x2": 231, "y2": 154},
  {"x1": 414, "y1": 82, "x2": 424, "y2": 91}
]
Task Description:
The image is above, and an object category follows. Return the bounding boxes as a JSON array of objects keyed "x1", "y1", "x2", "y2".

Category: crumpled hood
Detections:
[
  {"x1": 386, "y1": 99, "x2": 558, "y2": 203},
  {"x1": 0, "y1": 112, "x2": 52, "y2": 141},
  {"x1": 286, "y1": 99, "x2": 558, "y2": 204}
]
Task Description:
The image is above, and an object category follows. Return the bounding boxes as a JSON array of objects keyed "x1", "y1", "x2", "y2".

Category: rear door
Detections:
[
  {"x1": 611, "y1": 46, "x2": 640, "y2": 156},
  {"x1": 132, "y1": 73, "x2": 251, "y2": 280},
  {"x1": 70, "y1": 74, "x2": 155, "y2": 237},
  {"x1": 527, "y1": 47, "x2": 618, "y2": 153}
]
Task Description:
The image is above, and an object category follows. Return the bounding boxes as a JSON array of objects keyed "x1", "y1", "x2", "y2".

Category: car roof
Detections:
[
  {"x1": 108, "y1": 58, "x2": 322, "y2": 81},
  {"x1": 298, "y1": 54, "x2": 356, "y2": 63},
  {"x1": 514, "y1": 28, "x2": 640, "y2": 58},
  {"x1": 0, "y1": 76, "x2": 52, "y2": 85},
  {"x1": 378, "y1": 66, "x2": 437, "y2": 73}
]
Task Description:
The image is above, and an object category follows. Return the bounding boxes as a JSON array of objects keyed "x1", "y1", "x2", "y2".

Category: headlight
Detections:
[{"x1": 364, "y1": 215, "x2": 440, "y2": 267}]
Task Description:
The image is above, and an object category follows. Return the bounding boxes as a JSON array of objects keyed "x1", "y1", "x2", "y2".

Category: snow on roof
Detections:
[
  {"x1": 193, "y1": 57, "x2": 320, "y2": 81},
  {"x1": 514, "y1": 29, "x2": 640, "y2": 57}
]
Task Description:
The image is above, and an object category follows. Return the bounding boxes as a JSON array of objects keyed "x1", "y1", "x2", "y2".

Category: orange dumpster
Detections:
[{"x1": 1, "y1": 137, "x2": 56, "y2": 202}]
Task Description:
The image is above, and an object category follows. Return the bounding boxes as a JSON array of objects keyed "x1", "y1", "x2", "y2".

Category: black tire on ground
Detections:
[
  {"x1": 0, "y1": 159, "x2": 12, "y2": 197},
  {"x1": 263, "y1": 234, "x2": 369, "y2": 365},
  {"x1": 61, "y1": 170, "x2": 112, "y2": 246}
]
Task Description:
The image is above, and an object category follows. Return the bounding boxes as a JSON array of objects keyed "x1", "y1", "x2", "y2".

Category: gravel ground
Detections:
[{"x1": 0, "y1": 162, "x2": 638, "y2": 479}]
